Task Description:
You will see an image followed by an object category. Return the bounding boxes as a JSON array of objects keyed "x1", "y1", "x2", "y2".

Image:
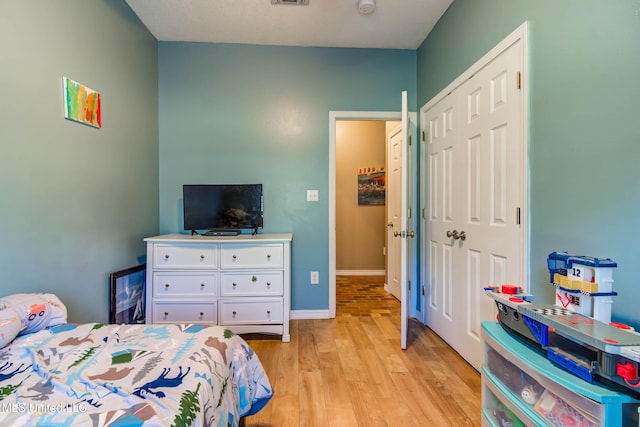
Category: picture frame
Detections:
[
  {"x1": 109, "y1": 264, "x2": 146, "y2": 324},
  {"x1": 357, "y1": 166, "x2": 385, "y2": 205}
]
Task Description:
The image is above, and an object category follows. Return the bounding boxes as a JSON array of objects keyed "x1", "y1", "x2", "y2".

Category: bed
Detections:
[{"x1": 0, "y1": 293, "x2": 273, "y2": 427}]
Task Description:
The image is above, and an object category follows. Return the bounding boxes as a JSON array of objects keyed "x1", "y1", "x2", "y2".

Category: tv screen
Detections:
[{"x1": 183, "y1": 184, "x2": 263, "y2": 233}]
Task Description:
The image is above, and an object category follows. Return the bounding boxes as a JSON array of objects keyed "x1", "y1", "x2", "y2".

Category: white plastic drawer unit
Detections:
[
  {"x1": 481, "y1": 322, "x2": 640, "y2": 427},
  {"x1": 219, "y1": 299, "x2": 283, "y2": 325},
  {"x1": 220, "y1": 244, "x2": 283, "y2": 269},
  {"x1": 153, "y1": 272, "x2": 218, "y2": 298},
  {"x1": 153, "y1": 302, "x2": 217, "y2": 324},
  {"x1": 220, "y1": 272, "x2": 283, "y2": 296},
  {"x1": 153, "y1": 244, "x2": 218, "y2": 269}
]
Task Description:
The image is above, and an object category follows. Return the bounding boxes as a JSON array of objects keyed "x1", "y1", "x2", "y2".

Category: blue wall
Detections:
[
  {"x1": 0, "y1": 0, "x2": 158, "y2": 323},
  {"x1": 418, "y1": 0, "x2": 640, "y2": 327},
  {"x1": 158, "y1": 43, "x2": 416, "y2": 311}
]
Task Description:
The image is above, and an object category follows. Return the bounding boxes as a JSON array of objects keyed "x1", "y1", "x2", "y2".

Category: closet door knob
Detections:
[{"x1": 447, "y1": 230, "x2": 460, "y2": 239}]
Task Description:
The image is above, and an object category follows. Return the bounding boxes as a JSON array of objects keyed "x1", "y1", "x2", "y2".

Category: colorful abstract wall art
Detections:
[{"x1": 63, "y1": 77, "x2": 101, "y2": 128}]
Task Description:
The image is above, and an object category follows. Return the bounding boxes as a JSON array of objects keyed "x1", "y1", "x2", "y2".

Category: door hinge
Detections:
[
  {"x1": 422, "y1": 130, "x2": 426, "y2": 141},
  {"x1": 409, "y1": 135, "x2": 412, "y2": 146},
  {"x1": 407, "y1": 207, "x2": 412, "y2": 219},
  {"x1": 422, "y1": 207, "x2": 426, "y2": 219},
  {"x1": 408, "y1": 280, "x2": 411, "y2": 291},
  {"x1": 421, "y1": 285, "x2": 425, "y2": 296},
  {"x1": 516, "y1": 71, "x2": 521, "y2": 90},
  {"x1": 516, "y1": 207, "x2": 521, "y2": 225}
]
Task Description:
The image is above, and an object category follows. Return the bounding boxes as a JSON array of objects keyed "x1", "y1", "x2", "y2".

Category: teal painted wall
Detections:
[
  {"x1": 0, "y1": 1, "x2": 159, "y2": 323},
  {"x1": 418, "y1": 1, "x2": 640, "y2": 327},
  {"x1": 158, "y1": 43, "x2": 416, "y2": 310}
]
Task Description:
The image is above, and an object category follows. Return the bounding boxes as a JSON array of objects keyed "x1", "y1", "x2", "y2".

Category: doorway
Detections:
[
  {"x1": 334, "y1": 120, "x2": 400, "y2": 315},
  {"x1": 329, "y1": 111, "x2": 402, "y2": 318}
]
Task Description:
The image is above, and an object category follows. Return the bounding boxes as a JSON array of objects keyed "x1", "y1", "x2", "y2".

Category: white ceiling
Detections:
[{"x1": 125, "y1": 0, "x2": 453, "y2": 50}]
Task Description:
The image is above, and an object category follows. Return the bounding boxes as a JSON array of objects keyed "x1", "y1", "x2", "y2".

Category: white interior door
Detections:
[
  {"x1": 424, "y1": 90, "x2": 461, "y2": 351},
  {"x1": 386, "y1": 125, "x2": 402, "y2": 301},
  {"x1": 424, "y1": 38, "x2": 525, "y2": 370},
  {"x1": 399, "y1": 91, "x2": 411, "y2": 350}
]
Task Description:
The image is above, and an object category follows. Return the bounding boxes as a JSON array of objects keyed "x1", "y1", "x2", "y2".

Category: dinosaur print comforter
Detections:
[{"x1": 0, "y1": 323, "x2": 273, "y2": 426}]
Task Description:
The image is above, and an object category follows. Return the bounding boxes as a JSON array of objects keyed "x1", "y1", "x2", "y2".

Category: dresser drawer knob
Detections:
[
  {"x1": 199, "y1": 312, "x2": 204, "y2": 316},
  {"x1": 266, "y1": 310, "x2": 271, "y2": 315},
  {"x1": 266, "y1": 282, "x2": 271, "y2": 287},
  {"x1": 232, "y1": 255, "x2": 237, "y2": 260},
  {"x1": 232, "y1": 311, "x2": 237, "y2": 315},
  {"x1": 164, "y1": 254, "x2": 170, "y2": 259},
  {"x1": 232, "y1": 283, "x2": 237, "y2": 287},
  {"x1": 165, "y1": 284, "x2": 170, "y2": 288},
  {"x1": 267, "y1": 254, "x2": 271, "y2": 259},
  {"x1": 200, "y1": 255, "x2": 205, "y2": 260},
  {"x1": 164, "y1": 312, "x2": 169, "y2": 316}
]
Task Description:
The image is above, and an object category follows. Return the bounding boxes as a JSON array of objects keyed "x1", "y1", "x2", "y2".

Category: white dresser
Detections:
[{"x1": 144, "y1": 233, "x2": 292, "y2": 342}]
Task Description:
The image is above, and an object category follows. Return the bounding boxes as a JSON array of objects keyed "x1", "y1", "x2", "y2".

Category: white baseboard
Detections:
[
  {"x1": 336, "y1": 270, "x2": 385, "y2": 276},
  {"x1": 290, "y1": 309, "x2": 331, "y2": 320}
]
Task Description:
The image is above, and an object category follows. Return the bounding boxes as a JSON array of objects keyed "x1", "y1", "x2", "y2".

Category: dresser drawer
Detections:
[
  {"x1": 219, "y1": 299, "x2": 283, "y2": 324},
  {"x1": 153, "y1": 244, "x2": 218, "y2": 269},
  {"x1": 153, "y1": 302, "x2": 217, "y2": 324},
  {"x1": 220, "y1": 244, "x2": 283, "y2": 269},
  {"x1": 220, "y1": 271, "x2": 283, "y2": 296},
  {"x1": 153, "y1": 272, "x2": 217, "y2": 298}
]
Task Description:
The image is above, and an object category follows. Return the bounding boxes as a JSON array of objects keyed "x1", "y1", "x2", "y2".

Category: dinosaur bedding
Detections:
[{"x1": 0, "y1": 294, "x2": 273, "y2": 427}]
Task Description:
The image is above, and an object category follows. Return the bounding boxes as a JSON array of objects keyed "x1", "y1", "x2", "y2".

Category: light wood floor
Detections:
[{"x1": 243, "y1": 276, "x2": 481, "y2": 426}]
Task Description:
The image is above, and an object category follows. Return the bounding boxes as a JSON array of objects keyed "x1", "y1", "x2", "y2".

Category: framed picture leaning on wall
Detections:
[{"x1": 109, "y1": 264, "x2": 146, "y2": 324}]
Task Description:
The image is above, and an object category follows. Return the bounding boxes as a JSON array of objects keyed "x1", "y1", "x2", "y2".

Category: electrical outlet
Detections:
[{"x1": 310, "y1": 271, "x2": 319, "y2": 284}]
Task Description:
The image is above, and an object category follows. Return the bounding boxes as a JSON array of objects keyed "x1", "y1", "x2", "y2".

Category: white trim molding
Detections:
[
  {"x1": 336, "y1": 270, "x2": 385, "y2": 276},
  {"x1": 291, "y1": 309, "x2": 331, "y2": 320}
]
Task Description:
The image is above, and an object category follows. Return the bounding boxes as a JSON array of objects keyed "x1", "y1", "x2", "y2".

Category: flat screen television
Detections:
[{"x1": 183, "y1": 184, "x2": 263, "y2": 235}]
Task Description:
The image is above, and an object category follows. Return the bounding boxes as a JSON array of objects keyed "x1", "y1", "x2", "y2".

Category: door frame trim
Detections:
[
  {"x1": 419, "y1": 21, "x2": 530, "y2": 323},
  {"x1": 329, "y1": 110, "x2": 402, "y2": 318}
]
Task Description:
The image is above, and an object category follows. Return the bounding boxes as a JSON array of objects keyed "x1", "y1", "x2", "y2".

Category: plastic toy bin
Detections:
[{"x1": 481, "y1": 321, "x2": 640, "y2": 426}]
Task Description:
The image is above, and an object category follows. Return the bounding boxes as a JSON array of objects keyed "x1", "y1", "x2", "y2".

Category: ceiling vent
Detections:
[{"x1": 271, "y1": 0, "x2": 309, "y2": 5}]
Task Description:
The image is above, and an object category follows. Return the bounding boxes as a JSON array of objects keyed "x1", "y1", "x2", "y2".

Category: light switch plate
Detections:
[{"x1": 307, "y1": 189, "x2": 319, "y2": 202}]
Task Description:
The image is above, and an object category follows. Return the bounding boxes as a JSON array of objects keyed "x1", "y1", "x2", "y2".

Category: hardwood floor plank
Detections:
[
  {"x1": 300, "y1": 370, "x2": 329, "y2": 426},
  {"x1": 346, "y1": 380, "x2": 388, "y2": 427},
  {"x1": 313, "y1": 318, "x2": 338, "y2": 353},
  {"x1": 320, "y1": 352, "x2": 360, "y2": 427}
]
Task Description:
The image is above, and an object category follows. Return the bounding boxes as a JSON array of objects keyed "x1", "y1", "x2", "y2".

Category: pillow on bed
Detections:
[{"x1": 0, "y1": 293, "x2": 67, "y2": 336}]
